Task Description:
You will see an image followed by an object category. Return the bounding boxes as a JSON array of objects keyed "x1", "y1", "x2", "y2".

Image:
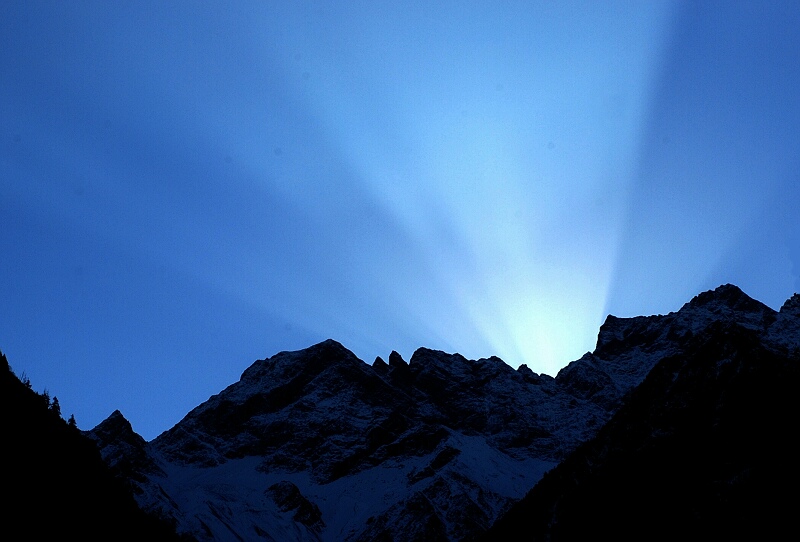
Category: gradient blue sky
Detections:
[{"x1": 3, "y1": 1, "x2": 799, "y2": 440}]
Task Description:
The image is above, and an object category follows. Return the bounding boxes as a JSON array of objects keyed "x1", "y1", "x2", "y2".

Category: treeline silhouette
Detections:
[{"x1": 1, "y1": 350, "x2": 189, "y2": 540}]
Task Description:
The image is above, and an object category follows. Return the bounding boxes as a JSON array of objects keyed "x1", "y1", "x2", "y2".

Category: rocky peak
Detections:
[
  {"x1": 239, "y1": 338, "x2": 358, "y2": 385},
  {"x1": 687, "y1": 283, "x2": 744, "y2": 306},
  {"x1": 779, "y1": 293, "x2": 800, "y2": 316},
  {"x1": 89, "y1": 410, "x2": 144, "y2": 447},
  {"x1": 152, "y1": 339, "x2": 409, "y2": 470},
  {"x1": 685, "y1": 283, "x2": 771, "y2": 315},
  {"x1": 596, "y1": 284, "x2": 776, "y2": 359},
  {"x1": 594, "y1": 314, "x2": 666, "y2": 355},
  {"x1": 677, "y1": 284, "x2": 776, "y2": 335},
  {"x1": 409, "y1": 348, "x2": 474, "y2": 379},
  {"x1": 372, "y1": 355, "x2": 389, "y2": 377},
  {"x1": 86, "y1": 410, "x2": 164, "y2": 480},
  {"x1": 409, "y1": 347, "x2": 457, "y2": 365},
  {"x1": 388, "y1": 350, "x2": 407, "y2": 368}
]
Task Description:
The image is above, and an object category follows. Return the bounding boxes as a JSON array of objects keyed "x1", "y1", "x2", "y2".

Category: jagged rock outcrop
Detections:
[
  {"x1": 486, "y1": 288, "x2": 800, "y2": 540},
  {"x1": 87, "y1": 410, "x2": 166, "y2": 488},
  {"x1": 267, "y1": 481, "x2": 325, "y2": 533},
  {"x1": 88, "y1": 284, "x2": 799, "y2": 541}
]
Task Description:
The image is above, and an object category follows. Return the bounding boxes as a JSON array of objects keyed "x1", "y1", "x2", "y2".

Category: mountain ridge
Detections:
[
  {"x1": 485, "y1": 317, "x2": 800, "y2": 539},
  {"x1": 85, "y1": 283, "x2": 799, "y2": 541}
]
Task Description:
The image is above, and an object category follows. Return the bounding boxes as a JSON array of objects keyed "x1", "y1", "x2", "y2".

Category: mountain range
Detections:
[{"x1": 5, "y1": 284, "x2": 799, "y2": 540}]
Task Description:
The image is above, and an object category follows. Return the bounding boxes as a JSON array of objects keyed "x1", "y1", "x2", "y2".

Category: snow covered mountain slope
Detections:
[{"x1": 88, "y1": 284, "x2": 795, "y2": 541}]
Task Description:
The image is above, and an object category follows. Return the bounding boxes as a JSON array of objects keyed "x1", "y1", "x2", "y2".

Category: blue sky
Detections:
[{"x1": 2, "y1": 1, "x2": 799, "y2": 440}]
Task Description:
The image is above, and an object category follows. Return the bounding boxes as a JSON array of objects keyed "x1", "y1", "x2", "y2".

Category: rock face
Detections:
[
  {"x1": 88, "y1": 284, "x2": 799, "y2": 541},
  {"x1": 89, "y1": 409, "x2": 166, "y2": 488},
  {"x1": 486, "y1": 287, "x2": 800, "y2": 540}
]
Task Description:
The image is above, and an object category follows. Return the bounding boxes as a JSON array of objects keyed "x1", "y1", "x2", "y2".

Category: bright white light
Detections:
[{"x1": 226, "y1": 3, "x2": 678, "y2": 372}]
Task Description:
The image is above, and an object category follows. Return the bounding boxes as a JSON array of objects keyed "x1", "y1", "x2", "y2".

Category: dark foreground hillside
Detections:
[
  {"x1": 486, "y1": 320, "x2": 800, "y2": 540},
  {"x1": 0, "y1": 351, "x2": 186, "y2": 541}
]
